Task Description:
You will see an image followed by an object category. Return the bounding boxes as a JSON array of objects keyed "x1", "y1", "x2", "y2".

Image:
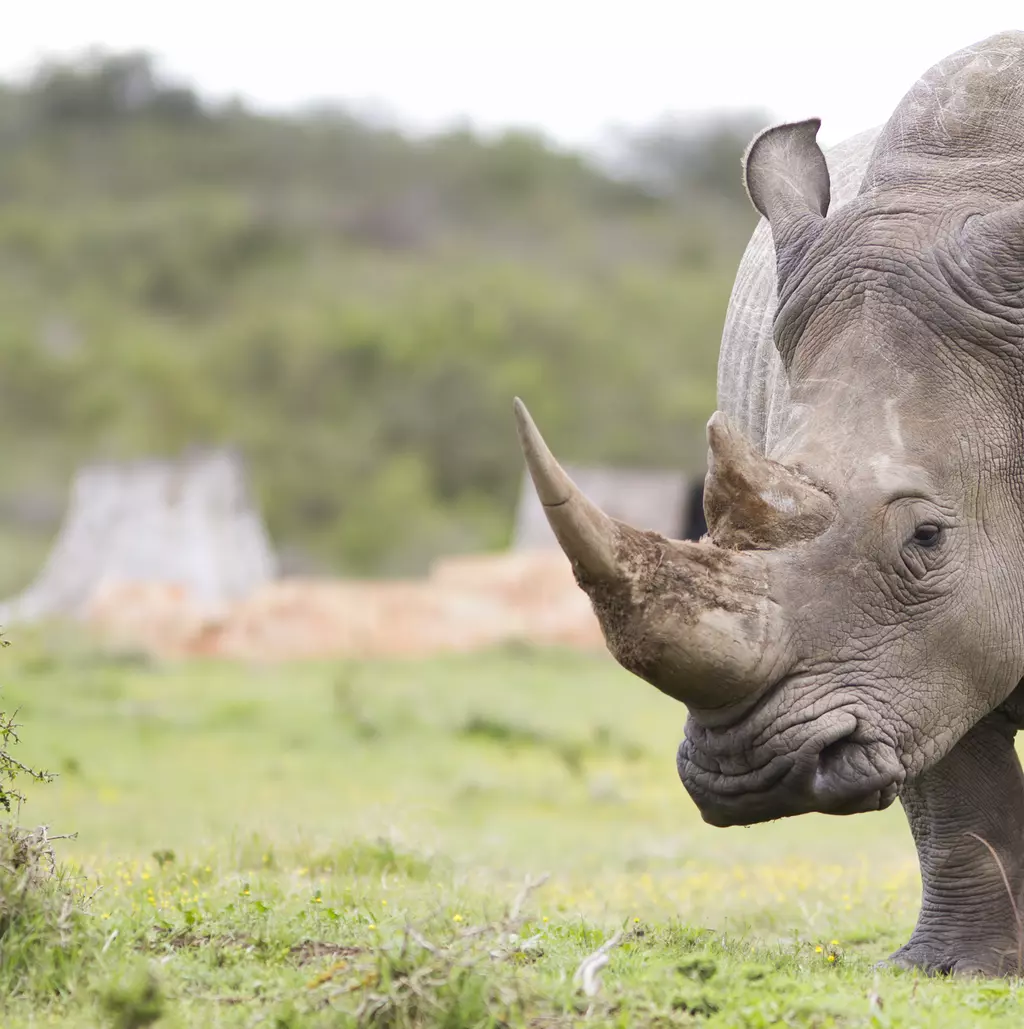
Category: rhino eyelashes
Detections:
[{"x1": 911, "y1": 524, "x2": 943, "y2": 548}]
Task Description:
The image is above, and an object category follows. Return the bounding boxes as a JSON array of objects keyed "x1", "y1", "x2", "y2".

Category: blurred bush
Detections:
[{"x1": 0, "y1": 51, "x2": 766, "y2": 580}]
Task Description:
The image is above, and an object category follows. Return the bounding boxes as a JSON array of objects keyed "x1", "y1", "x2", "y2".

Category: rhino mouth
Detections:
[{"x1": 677, "y1": 703, "x2": 906, "y2": 827}]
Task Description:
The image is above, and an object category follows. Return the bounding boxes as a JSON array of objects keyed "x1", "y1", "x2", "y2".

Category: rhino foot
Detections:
[
  {"x1": 882, "y1": 938, "x2": 1024, "y2": 978},
  {"x1": 895, "y1": 713, "x2": 1024, "y2": 978}
]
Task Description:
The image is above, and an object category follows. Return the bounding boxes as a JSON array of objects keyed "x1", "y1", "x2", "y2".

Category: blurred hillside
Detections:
[{"x1": 0, "y1": 51, "x2": 766, "y2": 586}]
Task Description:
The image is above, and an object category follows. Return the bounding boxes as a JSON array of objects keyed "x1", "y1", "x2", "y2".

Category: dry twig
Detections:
[
  {"x1": 965, "y1": 831, "x2": 1024, "y2": 975},
  {"x1": 573, "y1": 929, "x2": 625, "y2": 998},
  {"x1": 508, "y1": 872, "x2": 550, "y2": 922}
]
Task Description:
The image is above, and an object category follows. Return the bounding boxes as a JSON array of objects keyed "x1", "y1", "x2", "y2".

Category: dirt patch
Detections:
[
  {"x1": 290, "y1": 941, "x2": 364, "y2": 965},
  {"x1": 82, "y1": 550, "x2": 606, "y2": 662},
  {"x1": 147, "y1": 927, "x2": 256, "y2": 952},
  {"x1": 146, "y1": 928, "x2": 362, "y2": 966}
]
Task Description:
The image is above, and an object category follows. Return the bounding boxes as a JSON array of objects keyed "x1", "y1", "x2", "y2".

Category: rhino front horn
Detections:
[{"x1": 513, "y1": 397, "x2": 623, "y2": 582}]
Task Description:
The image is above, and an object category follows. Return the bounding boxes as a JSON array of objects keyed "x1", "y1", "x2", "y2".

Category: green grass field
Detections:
[{"x1": 3, "y1": 632, "x2": 1024, "y2": 1027}]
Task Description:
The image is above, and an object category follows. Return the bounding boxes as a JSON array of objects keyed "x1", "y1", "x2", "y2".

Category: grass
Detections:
[{"x1": 1, "y1": 630, "x2": 1023, "y2": 1025}]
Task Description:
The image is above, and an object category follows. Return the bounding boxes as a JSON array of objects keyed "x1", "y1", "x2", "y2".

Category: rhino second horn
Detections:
[
  {"x1": 704, "y1": 411, "x2": 835, "y2": 550},
  {"x1": 513, "y1": 398, "x2": 622, "y2": 582}
]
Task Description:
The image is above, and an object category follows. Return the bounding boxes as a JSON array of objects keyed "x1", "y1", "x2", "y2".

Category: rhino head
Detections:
[{"x1": 514, "y1": 111, "x2": 1024, "y2": 829}]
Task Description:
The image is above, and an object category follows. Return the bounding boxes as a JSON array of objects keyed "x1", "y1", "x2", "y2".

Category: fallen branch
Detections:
[
  {"x1": 406, "y1": 927, "x2": 439, "y2": 955},
  {"x1": 508, "y1": 872, "x2": 550, "y2": 923},
  {"x1": 573, "y1": 930, "x2": 625, "y2": 998}
]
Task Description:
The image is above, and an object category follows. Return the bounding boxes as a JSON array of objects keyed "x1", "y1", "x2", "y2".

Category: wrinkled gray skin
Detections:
[
  {"x1": 710, "y1": 29, "x2": 1024, "y2": 975},
  {"x1": 515, "y1": 30, "x2": 1024, "y2": 976}
]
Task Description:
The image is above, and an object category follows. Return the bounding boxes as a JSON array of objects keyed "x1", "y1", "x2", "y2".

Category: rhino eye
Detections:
[{"x1": 911, "y1": 523, "x2": 942, "y2": 548}]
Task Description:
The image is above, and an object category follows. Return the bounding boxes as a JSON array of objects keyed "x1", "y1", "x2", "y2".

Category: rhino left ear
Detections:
[
  {"x1": 957, "y1": 202, "x2": 1024, "y2": 304},
  {"x1": 744, "y1": 119, "x2": 831, "y2": 288}
]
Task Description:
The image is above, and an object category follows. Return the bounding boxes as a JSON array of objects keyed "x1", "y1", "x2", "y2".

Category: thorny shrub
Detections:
[{"x1": 0, "y1": 637, "x2": 86, "y2": 997}]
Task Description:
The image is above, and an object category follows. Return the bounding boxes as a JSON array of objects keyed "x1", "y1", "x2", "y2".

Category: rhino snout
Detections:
[{"x1": 677, "y1": 705, "x2": 906, "y2": 826}]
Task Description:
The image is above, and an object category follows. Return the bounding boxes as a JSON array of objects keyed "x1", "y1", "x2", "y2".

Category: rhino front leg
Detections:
[{"x1": 889, "y1": 712, "x2": 1024, "y2": 976}]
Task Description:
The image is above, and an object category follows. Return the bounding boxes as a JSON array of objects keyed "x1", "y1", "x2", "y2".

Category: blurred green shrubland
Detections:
[{"x1": 0, "y1": 50, "x2": 765, "y2": 583}]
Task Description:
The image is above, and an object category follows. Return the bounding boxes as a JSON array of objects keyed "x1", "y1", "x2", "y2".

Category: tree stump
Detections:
[
  {"x1": 0, "y1": 448, "x2": 276, "y2": 624},
  {"x1": 512, "y1": 464, "x2": 706, "y2": 550}
]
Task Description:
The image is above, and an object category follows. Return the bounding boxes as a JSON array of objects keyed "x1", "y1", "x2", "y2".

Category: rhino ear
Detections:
[
  {"x1": 744, "y1": 119, "x2": 831, "y2": 287},
  {"x1": 957, "y1": 201, "x2": 1024, "y2": 305}
]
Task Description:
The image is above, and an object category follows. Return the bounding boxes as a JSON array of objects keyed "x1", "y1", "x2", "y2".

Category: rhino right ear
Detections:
[{"x1": 744, "y1": 119, "x2": 831, "y2": 287}]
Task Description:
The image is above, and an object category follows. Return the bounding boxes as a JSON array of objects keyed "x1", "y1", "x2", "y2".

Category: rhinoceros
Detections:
[{"x1": 514, "y1": 30, "x2": 1024, "y2": 975}]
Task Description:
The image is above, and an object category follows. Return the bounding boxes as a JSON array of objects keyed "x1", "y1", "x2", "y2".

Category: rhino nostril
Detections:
[
  {"x1": 817, "y1": 736, "x2": 850, "y2": 766},
  {"x1": 811, "y1": 722, "x2": 903, "y2": 811},
  {"x1": 815, "y1": 734, "x2": 860, "y2": 787}
]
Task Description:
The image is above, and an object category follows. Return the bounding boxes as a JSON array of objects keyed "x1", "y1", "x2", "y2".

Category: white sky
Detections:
[{"x1": 0, "y1": 3, "x2": 1020, "y2": 148}]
